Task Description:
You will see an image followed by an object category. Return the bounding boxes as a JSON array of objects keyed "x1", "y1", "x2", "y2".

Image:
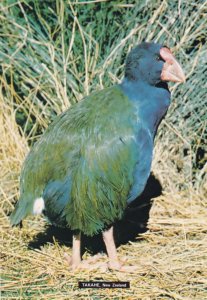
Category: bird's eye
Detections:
[{"x1": 156, "y1": 55, "x2": 161, "y2": 61}]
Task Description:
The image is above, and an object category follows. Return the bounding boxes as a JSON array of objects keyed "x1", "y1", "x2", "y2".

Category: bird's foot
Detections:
[
  {"x1": 64, "y1": 252, "x2": 80, "y2": 270},
  {"x1": 64, "y1": 252, "x2": 136, "y2": 272},
  {"x1": 108, "y1": 258, "x2": 137, "y2": 273},
  {"x1": 80, "y1": 254, "x2": 108, "y2": 271},
  {"x1": 64, "y1": 252, "x2": 108, "y2": 271}
]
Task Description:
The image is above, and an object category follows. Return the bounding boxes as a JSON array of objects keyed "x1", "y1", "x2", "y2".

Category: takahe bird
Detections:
[{"x1": 10, "y1": 42, "x2": 185, "y2": 272}]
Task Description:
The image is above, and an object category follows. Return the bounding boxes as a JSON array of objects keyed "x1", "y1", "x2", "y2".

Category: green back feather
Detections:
[{"x1": 11, "y1": 86, "x2": 140, "y2": 235}]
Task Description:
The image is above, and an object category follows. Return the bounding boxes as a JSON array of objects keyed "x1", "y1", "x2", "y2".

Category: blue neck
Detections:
[{"x1": 120, "y1": 78, "x2": 171, "y2": 136}]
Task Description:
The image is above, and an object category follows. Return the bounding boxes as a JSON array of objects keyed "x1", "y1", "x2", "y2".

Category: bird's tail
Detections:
[{"x1": 10, "y1": 198, "x2": 29, "y2": 226}]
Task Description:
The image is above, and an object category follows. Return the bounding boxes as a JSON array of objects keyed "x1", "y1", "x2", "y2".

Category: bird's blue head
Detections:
[{"x1": 125, "y1": 42, "x2": 185, "y2": 86}]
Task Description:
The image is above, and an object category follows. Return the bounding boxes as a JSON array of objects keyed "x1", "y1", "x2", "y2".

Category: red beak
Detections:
[{"x1": 160, "y1": 47, "x2": 186, "y2": 83}]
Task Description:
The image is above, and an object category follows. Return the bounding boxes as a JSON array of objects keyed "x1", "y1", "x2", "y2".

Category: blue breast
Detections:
[{"x1": 120, "y1": 80, "x2": 170, "y2": 203}]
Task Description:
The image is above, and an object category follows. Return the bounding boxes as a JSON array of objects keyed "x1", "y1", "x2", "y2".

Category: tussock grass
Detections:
[{"x1": 0, "y1": 0, "x2": 207, "y2": 299}]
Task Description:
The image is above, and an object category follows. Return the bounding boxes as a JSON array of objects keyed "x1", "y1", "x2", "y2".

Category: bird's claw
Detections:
[{"x1": 108, "y1": 259, "x2": 137, "y2": 273}]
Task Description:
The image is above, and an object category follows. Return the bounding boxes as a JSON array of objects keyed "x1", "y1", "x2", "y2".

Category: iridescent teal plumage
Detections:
[{"x1": 10, "y1": 42, "x2": 171, "y2": 236}]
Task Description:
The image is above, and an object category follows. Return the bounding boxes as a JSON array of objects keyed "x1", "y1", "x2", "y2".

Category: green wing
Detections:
[{"x1": 10, "y1": 86, "x2": 140, "y2": 235}]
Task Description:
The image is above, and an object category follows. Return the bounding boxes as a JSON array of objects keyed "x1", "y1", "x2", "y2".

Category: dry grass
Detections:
[
  {"x1": 1, "y1": 193, "x2": 207, "y2": 299},
  {"x1": 1, "y1": 0, "x2": 207, "y2": 299}
]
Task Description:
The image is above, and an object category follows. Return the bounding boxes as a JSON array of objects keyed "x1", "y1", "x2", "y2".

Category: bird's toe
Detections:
[
  {"x1": 64, "y1": 252, "x2": 71, "y2": 265},
  {"x1": 108, "y1": 259, "x2": 137, "y2": 273},
  {"x1": 64, "y1": 252, "x2": 81, "y2": 271},
  {"x1": 118, "y1": 265, "x2": 137, "y2": 273}
]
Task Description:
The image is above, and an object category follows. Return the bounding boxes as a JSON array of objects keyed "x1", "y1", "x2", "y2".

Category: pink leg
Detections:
[
  {"x1": 64, "y1": 233, "x2": 81, "y2": 270},
  {"x1": 102, "y1": 226, "x2": 137, "y2": 272},
  {"x1": 64, "y1": 233, "x2": 107, "y2": 271},
  {"x1": 102, "y1": 227, "x2": 121, "y2": 270},
  {"x1": 71, "y1": 233, "x2": 81, "y2": 268}
]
